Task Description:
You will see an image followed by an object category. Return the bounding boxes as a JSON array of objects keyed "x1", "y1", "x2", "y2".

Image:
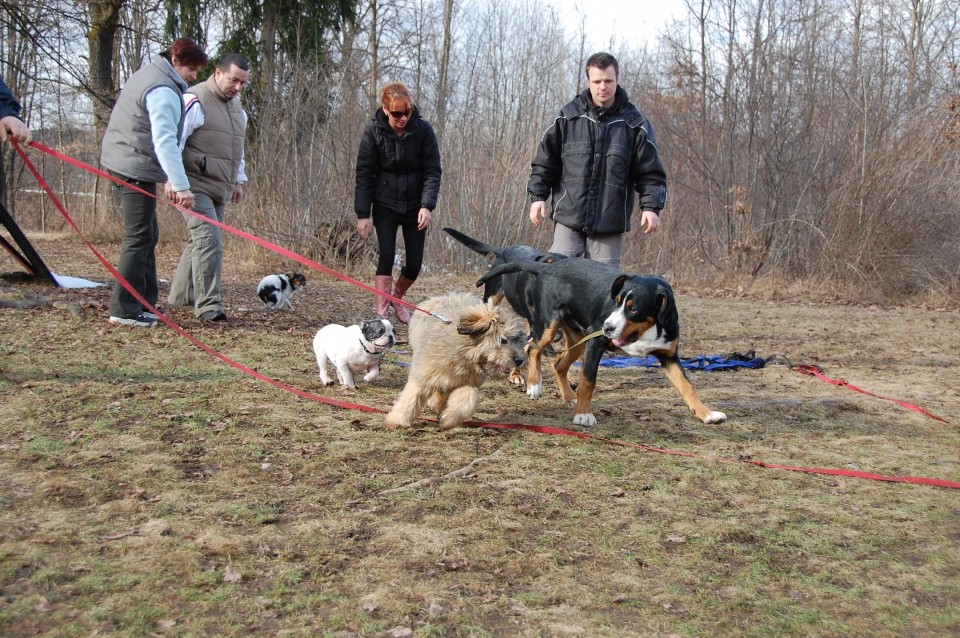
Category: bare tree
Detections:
[
  {"x1": 86, "y1": 0, "x2": 126, "y2": 135},
  {"x1": 2, "y1": 0, "x2": 958, "y2": 300}
]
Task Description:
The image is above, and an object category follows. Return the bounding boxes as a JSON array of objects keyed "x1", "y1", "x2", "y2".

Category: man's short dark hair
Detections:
[
  {"x1": 218, "y1": 53, "x2": 251, "y2": 72},
  {"x1": 585, "y1": 52, "x2": 619, "y2": 79}
]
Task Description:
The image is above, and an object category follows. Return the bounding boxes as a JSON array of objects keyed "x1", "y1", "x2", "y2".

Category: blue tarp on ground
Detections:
[{"x1": 597, "y1": 352, "x2": 768, "y2": 371}]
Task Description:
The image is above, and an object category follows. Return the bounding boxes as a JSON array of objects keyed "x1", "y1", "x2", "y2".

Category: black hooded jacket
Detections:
[
  {"x1": 527, "y1": 86, "x2": 666, "y2": 235},
  {"x1": 354, "y1": 106, "x2": 442, "y2": 218}
]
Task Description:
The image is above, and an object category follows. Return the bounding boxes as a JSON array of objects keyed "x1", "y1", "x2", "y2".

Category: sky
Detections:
[{"x1": 555, "y1": 0, "x2": 687, "y2": 49}]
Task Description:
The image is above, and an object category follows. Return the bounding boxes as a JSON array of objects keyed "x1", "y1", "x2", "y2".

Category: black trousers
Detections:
[{"x1": 372, "y1": 206, "x2": 426, "y2": 281}]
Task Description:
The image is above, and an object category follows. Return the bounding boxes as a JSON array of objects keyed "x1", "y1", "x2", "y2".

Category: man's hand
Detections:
[
  {"x1": 357, "y1": 217, "x2": 372, "y2": 240},
  {"x1": 529, "y1": 200, "x2": 548, "y2": 225},
  {"x1": 231, "y1": 184, "x2": 244, "y2": 204},
  {"x1": 640, "y1": 210, "x2": 660, "y2": 234},
  {"x1": 0, "y1": 115, "x2": 30, "y2": 144}
]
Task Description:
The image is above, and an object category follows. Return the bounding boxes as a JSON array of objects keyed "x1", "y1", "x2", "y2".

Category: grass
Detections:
[{"x1": 0, "y1": 237, "x2": 959, "y2": 636}]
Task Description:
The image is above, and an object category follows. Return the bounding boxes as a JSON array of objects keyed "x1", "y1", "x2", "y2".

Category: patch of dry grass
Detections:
[{"x1": 1, "y1": 237, "x2": 959, "y2": 636}]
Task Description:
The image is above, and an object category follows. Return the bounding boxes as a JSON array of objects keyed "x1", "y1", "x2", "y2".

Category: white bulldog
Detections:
[{"x1": 313, "y1": 318, "x2": 396, "y2": 388}]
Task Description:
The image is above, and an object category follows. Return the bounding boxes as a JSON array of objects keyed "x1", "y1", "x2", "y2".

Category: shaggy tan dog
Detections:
[{"x1": 384, "y1": 292, "x2": 527, "y2": 430}]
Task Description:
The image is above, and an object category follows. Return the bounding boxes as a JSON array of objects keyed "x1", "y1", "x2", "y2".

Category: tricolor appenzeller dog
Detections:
[{"x1": 478, "y1": 258, "x2": 727, "y2": 427}]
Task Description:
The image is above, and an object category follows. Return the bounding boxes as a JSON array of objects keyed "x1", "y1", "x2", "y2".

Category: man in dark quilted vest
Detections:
[{"x1": 167, "y1": 54, "x2": 250, "y2": 322}]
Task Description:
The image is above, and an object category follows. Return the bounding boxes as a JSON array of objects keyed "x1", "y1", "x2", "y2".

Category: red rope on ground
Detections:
[
  {"x1": 465, "y1": 421, "x2": 960, "y2": 489},
  {"x1": 12, "y1": 140, "x2": 959, "y2": 491},
  {"x1": 14, "y1": 141, "x2": 383, "y2": 415},
  {"x1": 795, "y1": 364, "x2": 950, "y2": 423}
]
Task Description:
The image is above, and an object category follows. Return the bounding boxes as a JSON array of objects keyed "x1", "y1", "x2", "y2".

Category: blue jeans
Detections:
[{"x1": 109, "y1": 176, "x2": 159, "y2": 318}]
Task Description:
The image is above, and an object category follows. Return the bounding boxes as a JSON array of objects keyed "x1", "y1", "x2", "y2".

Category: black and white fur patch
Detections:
[{"x1": 257, "y1": 273, "x2": 307, "y2": 310}]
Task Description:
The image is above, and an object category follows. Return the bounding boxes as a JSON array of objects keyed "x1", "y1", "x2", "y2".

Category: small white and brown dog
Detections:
[
  {"x1": 384, "y1": 292, "x2": 527, "y2": 431},
  {"x1": 257, "y1": 273, "x2": 307, "y2": 310},
  {"x1": 313, "y1": 318, "x2": 396, "y2": 389}
]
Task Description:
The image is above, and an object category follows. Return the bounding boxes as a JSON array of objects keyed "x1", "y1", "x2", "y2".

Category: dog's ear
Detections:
[
  {"x1": 610, "y1": 275, "x2": 628, "y2": 299},
  {"x1": 456, "y1": 308, "x2": 492, "y2": 336},
  {"x1": 655, "y1": 287, "x2": 675, "y2": 325}
]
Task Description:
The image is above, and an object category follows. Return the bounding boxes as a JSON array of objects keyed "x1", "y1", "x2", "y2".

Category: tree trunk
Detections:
[
  {"x1": 87, "y1": 0, "x2": 126, "y2": 137},
  {"x1": 435, "y1": 0, "x2": 453, "y2": 130}
]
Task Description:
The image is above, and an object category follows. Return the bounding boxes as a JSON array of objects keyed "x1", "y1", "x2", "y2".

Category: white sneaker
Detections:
[{"x1": 108, "y1": 314, "x2": 158, "y2": 328}]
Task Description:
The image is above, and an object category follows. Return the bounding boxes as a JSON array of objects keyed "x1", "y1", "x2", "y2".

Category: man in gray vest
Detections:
[
  {"x1": 167, "y1": 53, "x2": 250, "y2": 322},
  {"x1": 101, "y1": 38, "x2": 208, "y2": 327}
]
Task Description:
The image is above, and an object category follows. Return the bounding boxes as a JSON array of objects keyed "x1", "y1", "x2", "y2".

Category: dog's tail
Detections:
[
  {"x1": 476, "y1": 260, "x2": 548, "y2": 288},
  {"x1": 443, "y1": 227, "x2": 502, "y2": 259}
]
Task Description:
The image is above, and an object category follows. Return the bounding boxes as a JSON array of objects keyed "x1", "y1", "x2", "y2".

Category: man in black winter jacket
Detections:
[{"x1": 527, "y1": 52, "x2": 666, "y2": 270}]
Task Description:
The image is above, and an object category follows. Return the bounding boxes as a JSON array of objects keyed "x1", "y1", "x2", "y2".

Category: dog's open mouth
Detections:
[{"x1": 611, "y1": 334, "x2": 638, "y2": 348}]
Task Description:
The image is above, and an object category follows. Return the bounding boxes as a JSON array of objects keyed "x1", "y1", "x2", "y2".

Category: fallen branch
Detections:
[{"x1": 368, "y1": 446, "x2": 505, "y2": 499}]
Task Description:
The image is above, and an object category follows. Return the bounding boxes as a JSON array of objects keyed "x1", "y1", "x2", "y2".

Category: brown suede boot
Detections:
[
  {"x1": 392, "y1": 275, "x2": 415, "y2": 323},
  {"x1": 374, "y1": 275, "x2": 392, "y2": 319}
]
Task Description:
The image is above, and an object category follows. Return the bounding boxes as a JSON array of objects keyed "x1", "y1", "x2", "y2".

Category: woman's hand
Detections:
[
  {"x1": 417, "y1": 207, "x2": 432, "y2": 231},
  {"x1": 357, "y1": 217, "x2": 373, "y2": 240}
]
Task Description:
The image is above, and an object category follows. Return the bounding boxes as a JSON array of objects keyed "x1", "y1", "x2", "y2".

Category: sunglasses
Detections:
[{"x1": 388, "y1": 109, "x2": 411, "y2": 119}]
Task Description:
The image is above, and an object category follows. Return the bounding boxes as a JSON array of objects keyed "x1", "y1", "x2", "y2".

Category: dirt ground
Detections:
[{"x1": 1, "y1": 233, "x2": 959, "y2": 637}]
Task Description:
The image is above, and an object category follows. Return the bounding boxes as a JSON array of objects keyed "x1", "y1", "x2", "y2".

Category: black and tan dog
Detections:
[
  {"x1": 478, "y1": 258, "x2": 727, "y2": 427},
  {"x1": 444, "y1": 226, "x2": 566, "y2": 307},
  {"x1": 443, "y1": 227, "x2": 566, "y2": 385}
]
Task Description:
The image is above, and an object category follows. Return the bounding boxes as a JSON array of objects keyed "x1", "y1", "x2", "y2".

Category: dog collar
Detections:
[{"x1": 359, "y1": 339, "x2": 378, "y2": 355}]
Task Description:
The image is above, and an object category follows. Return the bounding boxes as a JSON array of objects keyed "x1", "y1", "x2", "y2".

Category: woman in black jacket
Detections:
[{"x1": 354, "y1": 83, "x2": 442, "y2": 323}]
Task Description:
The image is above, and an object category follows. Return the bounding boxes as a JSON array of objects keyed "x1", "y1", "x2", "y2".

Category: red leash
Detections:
[
  {"x1": 466, "y1": 421, "x2": 960, "y2": 489},
  {"x1": 12, "y1": 141, "x2": 959, "y2": 490},
  {"x1": 13, "y1": 140, "x2": 385, "y2": 414},
  {"x1": 795, "y1": 364, "x2": 950, "y2": 424},
  {"x1": 15, "y1": 141, "x2": 436, "y2": 320}
]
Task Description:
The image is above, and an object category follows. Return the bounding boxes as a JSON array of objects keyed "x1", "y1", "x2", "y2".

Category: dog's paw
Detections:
[
  {"x1": 704, "y1": 410, "x2": 727, "y2": 424},
  {"x1": 508, "y1": 367, "x2": 525, "y2": 388},
  {"x1": 573, "y1": 412, "x2": 597, "y2": 427},
  {"x1": 526, "y1": 382, "x2": 543, "y2": 400}
]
